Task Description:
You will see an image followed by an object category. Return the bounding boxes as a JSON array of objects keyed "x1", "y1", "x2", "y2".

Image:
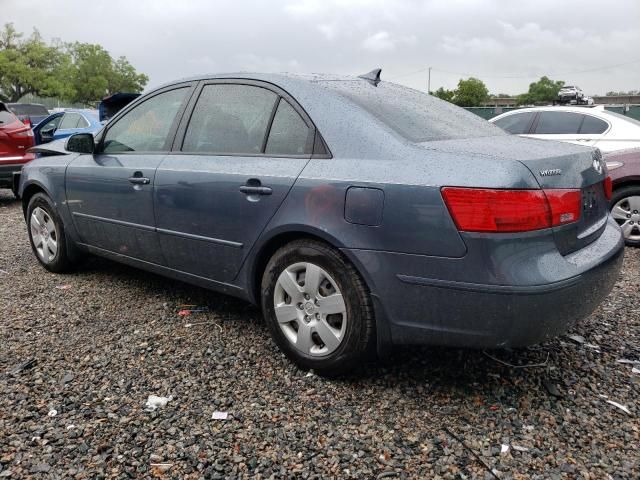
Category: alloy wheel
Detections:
[
  {"x1": 30, "y1": 206, "x2": 58, "y2": 263},
  {"x1": 611, "y1": 195, "x2": 640, "y2": 242}
]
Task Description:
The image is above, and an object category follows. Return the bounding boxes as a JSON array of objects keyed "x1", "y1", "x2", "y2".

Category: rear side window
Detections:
[
  {"x1": 103, "y1": 87, "x2": 188, "y2": 153},
  {"x1": 493, "y1": 112, "x2": 536, "y2": 134},
  {"x1": 319, "y1": 81, "x2": 504, "y2": 142},
  {"x1": 534, "y1": 112, "x2": 583, "y2": 134},
  {"x1": 579, "y1": 115, "x2": 608, "y2": 134},
  {"x1": 59, "y1": 113, "x2": 82, "y2": 130},
  {"x1": 182, "y1": 84, "x2": 278, "y2": 154},
  {"x1": 265, "y1": 99, "x2": 312, "y2": 155}
]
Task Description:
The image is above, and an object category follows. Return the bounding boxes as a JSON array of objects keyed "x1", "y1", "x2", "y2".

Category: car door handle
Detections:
[
  {"x1": 128, "y1": 176, "x2": 150, "y2": 185},
  {"x1": 239, "y1": 185, "x2": 272, "y2": 195}
]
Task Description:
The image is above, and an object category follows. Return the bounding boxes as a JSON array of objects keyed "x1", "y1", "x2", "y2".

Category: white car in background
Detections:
[{"x1": 490, "y1": 106, "x2": 640, "y2": 153}]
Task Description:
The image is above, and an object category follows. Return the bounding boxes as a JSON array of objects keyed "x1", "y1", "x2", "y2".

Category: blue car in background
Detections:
[{"x1": 33, "y1": 110, "x2": 102, "y2": 145}]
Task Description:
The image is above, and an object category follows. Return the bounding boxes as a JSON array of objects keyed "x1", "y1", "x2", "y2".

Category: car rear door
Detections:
[
  {"x1": 154, "y1": 80, "x2": 315, "y2": 283},
  {"x1": 65, "y1": 84, "x2": 194, "y2": 263}
]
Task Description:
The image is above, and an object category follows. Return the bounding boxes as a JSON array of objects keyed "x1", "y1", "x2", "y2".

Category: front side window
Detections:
[
  {"x1": 103, "y1": 88, "x2": 188, "y2": 153},
  {"x1": 182, "y1": 84, "x2": 278, "y2": 154},
  {"x1": 493, "y1": 112, "x2": 536, "y2": 134},
  {"x1": 59, "y1": 113, "x2": 82, "y2": 130},
  {"x1": 41, "y1": 116, "x2": 63, "y2": 132},
  {"x1": 265, "y1": 99, "x2": 312, "y2": 155},
  {"x1": 534, "y1": 112, "x2": 583, "y2": 134}
]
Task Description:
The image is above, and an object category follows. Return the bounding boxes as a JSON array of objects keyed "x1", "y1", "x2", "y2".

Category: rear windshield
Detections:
[
  {"x1": 0, "y1": 110, "x2": 17, "y2": 124},
  {"x1": 8, "y1": 104, "x2": 50, "y2": 116},
  {"x1": 606, "y1": 111, "x2": 640, "y2": 128},
  {"x1": 318, "y1": 80, "x2": 505, "y2": 142}
]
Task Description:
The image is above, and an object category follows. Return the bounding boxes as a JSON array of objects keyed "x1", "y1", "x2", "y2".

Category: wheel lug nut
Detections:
[
  {"x1": 304, "y1": 294, "x2": 310, "y2": 300},
  {"x1": 628, "y1": 214, "x2": 632, "y2": 218},
  {"x1": 315, "y1": 313, "x2": 320, "y2": 319}
]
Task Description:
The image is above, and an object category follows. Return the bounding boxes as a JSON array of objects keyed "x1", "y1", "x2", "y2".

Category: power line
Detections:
[{"x1": 388, "y1": 58, "x2": 640, "y2": 81}]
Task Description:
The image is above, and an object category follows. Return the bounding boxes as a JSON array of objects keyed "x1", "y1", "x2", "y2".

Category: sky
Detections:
[{"x1": 2, "y1": 0, "x2": 640, "y2": 96}]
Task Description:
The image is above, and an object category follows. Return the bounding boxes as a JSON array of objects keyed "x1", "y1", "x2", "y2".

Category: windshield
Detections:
[
  {"x1": 8, "y1": 104, "x2": 50, "y2": 116},
  {"x1": 318, "y1": 80, "x2": 505, "y2": 142}
]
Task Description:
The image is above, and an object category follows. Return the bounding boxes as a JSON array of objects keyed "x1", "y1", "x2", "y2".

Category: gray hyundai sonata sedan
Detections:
[{"x1": 18, "y1": 70, "x2": 624, "y2": 375}]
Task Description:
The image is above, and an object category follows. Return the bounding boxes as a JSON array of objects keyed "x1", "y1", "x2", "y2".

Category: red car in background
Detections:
[
  {"x1": 0, "y1": 103, "x2": 35, "y2": 195},
  {"x1": 607, "y1": 148, "x2": 640, "y2": 247}
]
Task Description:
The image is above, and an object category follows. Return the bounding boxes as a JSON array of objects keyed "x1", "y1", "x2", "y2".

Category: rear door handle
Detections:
[
  {"x1": 128, "y1": 176, "x2": 150, "y2": 185},
  {"x1": 239, "y1": 185, "x2": 272, "y2": 195}
]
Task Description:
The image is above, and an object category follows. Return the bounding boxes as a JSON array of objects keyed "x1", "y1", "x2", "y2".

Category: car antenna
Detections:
[{"x1": 358, "y1": 68, "x2": 382, "y2": 86}]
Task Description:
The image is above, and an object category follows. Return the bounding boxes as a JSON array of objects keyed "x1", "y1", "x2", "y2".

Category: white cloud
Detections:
[{"x1": 362, "y1": 31, "x2": 395, "y2": 52}]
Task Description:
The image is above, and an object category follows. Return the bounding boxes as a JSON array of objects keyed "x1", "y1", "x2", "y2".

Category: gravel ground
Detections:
[{"x1": 0, "y1": 188, "x2": 638, "y2": 479}]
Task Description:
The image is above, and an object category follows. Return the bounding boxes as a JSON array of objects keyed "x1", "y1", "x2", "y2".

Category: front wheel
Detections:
[
  {"x1": 261, "y1": 240, "x2": 375, "y2": 376},
  {"x1": 27, "y1": 193, "x2": 76, "y2": 272},
  {"x1": 611, "y1": 186, "x2": 640, "y2": 247}
]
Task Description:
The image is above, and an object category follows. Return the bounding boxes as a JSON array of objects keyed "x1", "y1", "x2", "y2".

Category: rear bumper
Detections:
[
  {"x1": 0, "y1": 163, "x2": 25, "y2": 188},
  {"x1": 345, "y1": 217, "x2": 624, "y2": 348}
]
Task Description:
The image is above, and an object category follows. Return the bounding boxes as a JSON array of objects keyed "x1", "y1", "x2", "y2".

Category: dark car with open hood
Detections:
[{"x1": 17, "y1": 70, "x2": 624, "y2": 375}]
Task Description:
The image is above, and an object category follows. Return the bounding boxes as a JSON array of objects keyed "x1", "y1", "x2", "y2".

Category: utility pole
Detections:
[{"x1": 427, "y1": 66, "x2": 432, "y2": 94}]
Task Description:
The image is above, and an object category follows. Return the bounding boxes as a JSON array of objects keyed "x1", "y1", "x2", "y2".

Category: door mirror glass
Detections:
[{"x1": 66, "y1": 133, "x2": 95, "y2": 154}]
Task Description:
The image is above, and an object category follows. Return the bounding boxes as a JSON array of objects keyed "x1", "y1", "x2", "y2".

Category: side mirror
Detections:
[{"x1": 66, "y1": 133, "x2": 95, "y2": 154}]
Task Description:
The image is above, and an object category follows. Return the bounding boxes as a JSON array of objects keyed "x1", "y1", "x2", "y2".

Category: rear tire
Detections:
[
  {"x1": 261, "y1": 239, "x2": 375, "y2": 376},
  {"x1": 610, "y1": 185, "x2": 640, "y2": 247},
  {"x1": 26, "y1": 193, "x2": 76, "y2": 272}
]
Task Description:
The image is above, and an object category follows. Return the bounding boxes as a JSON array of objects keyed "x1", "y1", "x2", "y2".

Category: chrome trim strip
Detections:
[
  {"x1": 72, "y1": 211, "x2": 155, "y2": 232},
  {"x1": 157, "y1": 227, "x2": 243, "y2": 248},
  {"x1": 71, "y1": 211, "x2": 243, "y2": 248}
]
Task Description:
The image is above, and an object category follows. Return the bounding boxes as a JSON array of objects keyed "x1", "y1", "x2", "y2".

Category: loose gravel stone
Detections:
[{"x1": 0, "y1": 189, "x2": 638, "y2": 478}]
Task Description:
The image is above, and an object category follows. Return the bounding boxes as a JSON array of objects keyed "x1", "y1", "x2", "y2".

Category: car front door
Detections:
[
  {"x1": 65, "y1": 85, "x2": 194, "y2": 263},
  {"x1": 154, "y1": 80, "x2": 315, "y2": 284}
]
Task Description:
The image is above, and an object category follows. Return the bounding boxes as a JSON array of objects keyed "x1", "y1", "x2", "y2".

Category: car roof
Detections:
[{"x1": 146, "y1": 72, "x2": 365, "y2": 95}]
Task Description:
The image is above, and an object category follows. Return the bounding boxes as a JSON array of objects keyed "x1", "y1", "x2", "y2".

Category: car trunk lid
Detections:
[{"x1": 417, "y1": 135, "x2": 609, "y2": 254}]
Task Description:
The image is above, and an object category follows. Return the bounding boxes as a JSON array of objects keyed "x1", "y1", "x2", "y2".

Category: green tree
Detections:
[
  {"x1": 109, "y1": 56, "x2": 148, "y2": 94},
  {"x1": 432, "y1": 86, "x2": 455, "y2": 102},
  {"x1": 452, "y1": 77, "x2": 489, "y2": 107},
  {"x1": 0, "y1": 23, "x2": 71, "y2": 102},
  {"x1": 68, "y1": 43, "x2": 149, "y2": 104},
  {"x1": 517, "y1": 76, "x2": 564, "y2": 105}
]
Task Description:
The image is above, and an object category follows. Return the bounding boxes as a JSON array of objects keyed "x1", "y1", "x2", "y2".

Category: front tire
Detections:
[
  {"x1": 261, "y1": 240, "x2": 375, "y2": 376},
  {"x1": 26, "y1": 193, "x2": 75, "y2": 272},
  {"x1": 611, "y1": 186, "x2": 640, "y2": 247}
]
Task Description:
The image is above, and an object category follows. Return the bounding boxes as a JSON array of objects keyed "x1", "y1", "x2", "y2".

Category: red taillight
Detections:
[
  {"x1": 604, "y1": 176, "x2": 613, "y2": 200},
  {"x1": 21, "y1": 118, "x2": 31, "y2": 127},
  {"x1": 9, "y1": 128, "x2": 33, "y2": 138},
  {"x1": 544, "y1": 189, "x2": 582, "y2": 226},
  {"x1": 441, "y1": 187, "x2": 581, "y2": 233}
]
